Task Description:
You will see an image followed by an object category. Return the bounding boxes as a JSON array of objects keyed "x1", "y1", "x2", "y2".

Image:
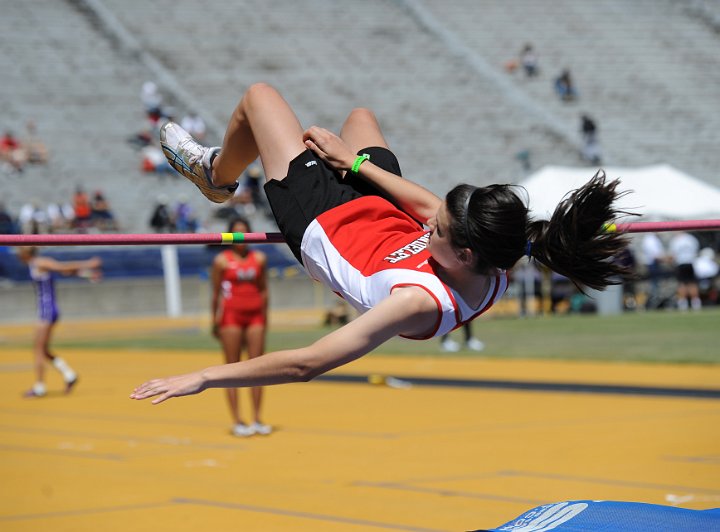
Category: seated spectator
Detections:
[
  {"x1": 19, "y1": 201, "x2": 49, "y2": 234},
  {"x1": 174, "y1": 197, "x2": 198, "y2": 233},
  {"x1": 140, "y1": 145, "x2": 173, "y2": 174},
  {"x1": 72, "y1": 186, "x2": 93, "y2": 230},
  {"x1": 91, "y1": 190, "x2": 118, "y2": 231},
  {"x1": 1, "y1": 130, "x2": 28, "y2": 174},
  {"x1": 149, "y1": 197, "x2": 174, "y2": 233},
  {"x1": 0, "y1": 202, "x2": 18, "y2": 234},
  {"x1": 24, "y1": 120, "x2": 49, "y2": 164},
  {"x1": 46, "y1": 203, "x2": 73, "y2": 233},
  {"x1": 554, "y1": 69, "x2": 578, "y2": 101},
  {"x1": 141, "y1": 81, "x2": 164, "y2": 122},
  {"x1": 180, "y1": 111, "x2": 207, "y2": 142}
]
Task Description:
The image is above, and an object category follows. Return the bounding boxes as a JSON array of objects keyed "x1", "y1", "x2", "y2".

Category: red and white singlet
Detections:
[
  {"x1": 300, "y1": 196, "x2": 507, "y2": 339},
  {"x1": 220, "y1": 249, "x2": 264, "y2": 314}
]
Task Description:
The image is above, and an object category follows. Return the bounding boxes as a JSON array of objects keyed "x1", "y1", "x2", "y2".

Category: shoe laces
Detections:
[{"x1": 180, "y1": 137, "x2": 205, "y2": 166}]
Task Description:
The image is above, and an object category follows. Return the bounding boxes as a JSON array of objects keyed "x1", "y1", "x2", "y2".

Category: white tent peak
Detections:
[{"x1": 519, "y1": 164, "x2": 720, "y2": 222}]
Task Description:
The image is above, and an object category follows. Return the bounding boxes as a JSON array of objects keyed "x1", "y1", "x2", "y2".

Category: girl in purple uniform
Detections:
[{"x1": 18, "y1": 247, "x2": 102, "y2": 398}]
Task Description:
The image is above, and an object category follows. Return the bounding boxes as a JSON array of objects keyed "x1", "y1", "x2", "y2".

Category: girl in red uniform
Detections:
[
  {"x1": 211, "y1": 217, "x2": 270, "y2": 436},
  {"x1": 132, "y1": 82, "x2": 632, "y2": 405}
]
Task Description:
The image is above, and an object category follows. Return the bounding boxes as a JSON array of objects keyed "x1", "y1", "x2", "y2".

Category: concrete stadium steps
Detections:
[{"x1": 418, "y1": 0, "x2": 720, "y2": 178}]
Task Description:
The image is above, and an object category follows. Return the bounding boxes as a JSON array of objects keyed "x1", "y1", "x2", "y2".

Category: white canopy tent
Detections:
[
  {"x1": 516, "y1": 164, "x2": 720, "y2": 315},
  {"x1": 518, "y1": 164, "x2": 720, "y2": 222}
]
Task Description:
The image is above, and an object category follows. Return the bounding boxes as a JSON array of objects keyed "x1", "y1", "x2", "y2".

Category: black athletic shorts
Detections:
[
  {"x1": 264, "y1": 147, "x2": 402, "y2": 264},
  {"x1": 676, "y1": 263, "x2": 697, "y2": 283}
]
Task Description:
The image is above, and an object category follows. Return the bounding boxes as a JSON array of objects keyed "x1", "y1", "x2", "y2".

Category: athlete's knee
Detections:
[
  {"x1": 348, "y1": 107, "x2": 377, "y2": 123},
  {"x1": 243, "y1": 82, "x2": 281, "y2": 108}
]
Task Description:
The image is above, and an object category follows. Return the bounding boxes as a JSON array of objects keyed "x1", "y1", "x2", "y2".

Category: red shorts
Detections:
[{"x1": 219, "y1": 307, "x2": 266, "y2": 328}]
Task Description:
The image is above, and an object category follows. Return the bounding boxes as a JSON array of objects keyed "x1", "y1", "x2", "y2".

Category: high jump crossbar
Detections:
[{"x1": 0, "y1": 219, "x2": 719, "y2": 247}]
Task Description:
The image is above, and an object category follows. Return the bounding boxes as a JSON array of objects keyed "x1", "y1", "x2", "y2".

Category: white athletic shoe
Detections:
[
  {"x1": 160, "y1": 121, "x2": 238, "y2": 203},
  {"x1": 466, "y1": 337, "x2": 485, "y2": 352},
  {"x1": 441, "y1": 337, "x2": 461, "y2": 352},
  {"x1": 232, "y1": 423, "x2": 254, "y2": 437},
  {"x1": 250, "y1": 422, "x2": 272, "y2": 435}
]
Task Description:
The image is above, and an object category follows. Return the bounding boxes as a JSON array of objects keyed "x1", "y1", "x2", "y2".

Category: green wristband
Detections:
[{"x1": 350, "y1": 153, "x2": 370, "y2": 174}]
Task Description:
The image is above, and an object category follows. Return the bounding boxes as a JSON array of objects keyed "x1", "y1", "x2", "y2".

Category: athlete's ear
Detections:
[{"x1": 457, "y1": 248, "x2": 473, "y2": 265}]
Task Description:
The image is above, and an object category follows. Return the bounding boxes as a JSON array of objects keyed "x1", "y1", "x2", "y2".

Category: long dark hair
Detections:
[{"x1": 446, "y1": 170, "x2": 633, "y2": 291}]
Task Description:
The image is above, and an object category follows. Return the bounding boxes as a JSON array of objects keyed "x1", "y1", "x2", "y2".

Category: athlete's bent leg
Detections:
[
  {"x1": 339, "y1": 108, "x2": 389, "y2": 154},
  {"x1": 213, "y1": 83, "x2": 307, "y2": 185}
]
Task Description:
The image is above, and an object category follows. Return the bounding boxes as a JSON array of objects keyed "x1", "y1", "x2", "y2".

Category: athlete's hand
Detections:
[
  {"x1": 303, "y1": 126, "x2": 355, "y2": 173},
  {"x1": 130, "y1": 371, "x2": 207, "y2": 405}
]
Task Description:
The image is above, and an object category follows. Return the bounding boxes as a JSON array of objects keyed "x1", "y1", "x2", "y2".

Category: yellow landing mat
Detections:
[{"x1": 1, "y1": 329, "x2": 719, "y2": 531}]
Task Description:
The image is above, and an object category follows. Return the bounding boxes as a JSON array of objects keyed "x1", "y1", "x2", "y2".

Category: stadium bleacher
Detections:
[{"x1": 1, "y1": 0, "x2": 719, "y2": 236}]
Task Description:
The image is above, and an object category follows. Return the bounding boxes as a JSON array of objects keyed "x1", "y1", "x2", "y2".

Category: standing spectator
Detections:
[
  {"x1": 180, "y1": 111, "x2": 207, "y2": 142},
  {"x1": 17, "y1": 247, "x2": 102, "y2": 398},
  {"x1": 580, "y1": 114, "x2": 602, "y2": 165},
  {"x1": 668, "y1": 232, "x2": 701, "y2": 311},
  {"x1": 149, "y1": 197, "x2": 174, "y2": 233},
  {"x1": 520, "y1": 44, "x2": 539, "y2": 77},
  {"x1": 72, "y1": 186, "x2": 93, "y2": 230},
  {"x1": 694, "y1": 248, "x2": 719, "y2": 305},
  {"x1": 210, "y1": 217, "x2": 271, "y2": 437},
  {"x1": 440, "y1": 322, "x2": 484, "y2": 352},
  {"x1": 554, "y1": 69, "x2": 577, "y2": 101},
  {"x1": 640, "y1": 233, "x2": 665, "y2": 309}
]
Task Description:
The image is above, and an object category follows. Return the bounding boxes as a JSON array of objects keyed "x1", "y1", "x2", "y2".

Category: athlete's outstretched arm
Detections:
[
  {"x1": 35, "y1": 256, "x2": 102, "y2": 276},
  {"x1": 130, "y1": 287, "x2": 437, "y2": 404},
  {"x1": 303, "y1": 126, "x2": 442, "y2": 223}
]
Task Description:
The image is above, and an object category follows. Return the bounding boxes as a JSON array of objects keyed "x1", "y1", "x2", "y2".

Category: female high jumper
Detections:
[{"x1": 131, "y1": 82, "x2": 630, "y2": 404}]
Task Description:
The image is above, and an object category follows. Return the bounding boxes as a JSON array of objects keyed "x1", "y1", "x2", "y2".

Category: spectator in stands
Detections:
[
  {"x1": 440, "y1": 322, "x2": 484, "y2": 352},
  {"x1": 640, "y1": 233, "x2": 665, "y2": 309},
  {"x1": 140, "y1": 145, "x2": 173, "y2": 174},
  {"x1": 149, "y1": 196, "x2": 173, "y2": 233},
  {"x1": 141, "y1": 81, "x2": 164, "y2": 124},
  {"x1": 24, "y1": 120, "x2": 49, "y2": 164},
  {"x1": 520, "y1": 44, "x2": 539, "y2": 77},
  {"x1": 72, "y1": 186, "x2": 93, "y2": 230},
  {"x1": 554, "y1": 69, "x2": 577, "y2": 101},
  {"x1": 19, "y1": 201, "x2": 48, "y2": 234},
  {"x1": 174, "y1": 196, "x2": 198, "y2": 233},
  {"x1": 180, "y1": 111, "x2": 207, "y2": 142},
  {"x1": 580, "y1": 114, "x2": 602, "y2": 165},
  {"x1": 46, "y1": 203, "x2": 72, "y2": 233},
  {"x1": 91, "y1": 190, "x2": 118, "y2": 231},
  {"x1": 0, "y1": 130, "x2": 28, "y2": 174},
  {"x1": 210, "y1": 217, "x2": 271, "y2": 436},
  {"x1": 17, "y1": 246, "x2": 102, "y2": 398},
  {"x1": 668, "y1": 231, "x2": 701, "y2": 311},
  {"x1": 0, "y1": 202, "x2": 18, "y2": 234}
]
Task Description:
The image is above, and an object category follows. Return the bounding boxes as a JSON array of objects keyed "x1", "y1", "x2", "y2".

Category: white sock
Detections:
[
  {"x1": 677, "y1": 298, "x2": 689, "y2": 311},
  {"x1": 32, "y1": 382, "x2": 47, "y2": 396},
  {"x1": 52, "y1": 357, "x2": 77, "y2": 382},
  {"x1": 691, "y1": 297, "x2": 702, "y2": 310}
]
